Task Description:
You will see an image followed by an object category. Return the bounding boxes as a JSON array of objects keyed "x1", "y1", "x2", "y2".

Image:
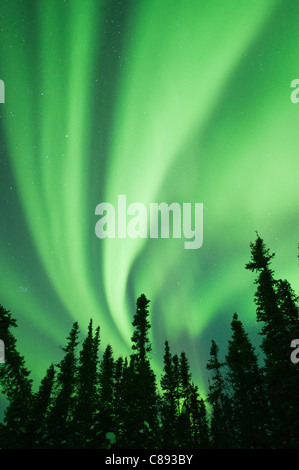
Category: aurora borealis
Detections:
[{"x1": 0, "y1": 0, "x2": 299, "y2": 405}]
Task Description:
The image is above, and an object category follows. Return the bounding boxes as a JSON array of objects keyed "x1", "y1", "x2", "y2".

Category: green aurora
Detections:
[{"x1": 0, "y1": 0, "x2": 298, "y2": 396}]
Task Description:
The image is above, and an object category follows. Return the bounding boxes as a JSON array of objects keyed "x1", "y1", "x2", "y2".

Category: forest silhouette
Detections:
[{"x1": 0, "y1": 234, "x2": 298, "y2": 449}]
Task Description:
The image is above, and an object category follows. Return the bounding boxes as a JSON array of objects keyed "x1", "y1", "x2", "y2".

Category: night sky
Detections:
[{"x1": 0, "y1": 0, "x2": 298, "y2": 403}]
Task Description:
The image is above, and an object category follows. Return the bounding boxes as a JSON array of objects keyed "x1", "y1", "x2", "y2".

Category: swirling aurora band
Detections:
[{"x1": 0, "y1": 0, "x2": 298, "y2": 394}]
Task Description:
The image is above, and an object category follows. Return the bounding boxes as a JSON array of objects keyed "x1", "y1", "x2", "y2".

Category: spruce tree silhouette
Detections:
[
  {"x1": 188, "y1": 383, "x2": 210, "y2": 448},
  {"x1": 172, "y1": 353, "x2": 181, "y2": 416},
  {"x1": 197, "y1": 396, "x2": 210, "y2": 448},
  {"x1": 246, "y1": 234, "x2": 299, "y2": 448},
  {"x1": 206, "y1": 340, "x2": 234, "y2": 448},
  {"x1": 73, "y1": 319, "x2": 100, "y2": 448},
  {"x1": 112, "y1": 355, "x2": 124, "y2": 446},
  {"x1": 226, "y1": 313, "x2": 270, "y2": 448},
  {"x1": 0, "y1": 305, "x2": 32, "y2": 449},
  {"x1": 161, "y1": 346, "x2": 209, "y2": 449},
  {"x1": 176, "y1": 351, "x2": 193, "y2": 448},
  {"x1": 160, "y1": 341, "x2": 178, "y2": 448},
  {"x1": 27, "y1": 364, "x2": 55, "y2": 448},
  {"x1": 47, "y1": 322, "x2": 80, "y2": 448},
  {"x1": 120, "y1": 294, "x2": 158, "y2": 448},
  {"x1": 96, "y1": 344, "x2": 115, "y2": 448}
]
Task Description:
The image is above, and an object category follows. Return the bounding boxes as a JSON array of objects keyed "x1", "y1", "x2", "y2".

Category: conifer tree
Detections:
[
  {"x1": 28, "y1": 364, "x2": 56, "y2": 448},
  {"x1": 0, "y1": 305, "x2": 33, "y2": 448},
  {"x1": 276, "y1": 279, "x2": 299, "y2": 333},
  {"x1": 113, "y1": 356, "x2": 124, "y2": 404},
  {"x1": 188, "y1": 383, "x2": 210, "y2": 448},
  {"x1": 206, "y1": 340, "x2": 234, "y2": 448},
  {"x1": 197, "y1": 397, "x2": 210, "y2": 448},
  {"x1": 114, "y1": 359, "x2": 127, "y2": 448},
  {"x1": 246, "y1": 235, "x2": 299, "y2": 448},
  {"x1": 47, "y1": 322, "x2": 80, "y2": 448},
  {"x1": 117, "y1": 355, "x2": 138, "y2": 448},
  {"x1": 131, "y1": 294, "x2": 152, "y2": 363},
  {"x1": 160, "y1": 341, "x2": 178, "y2": 447},
  {"x1": 226, "y1": 313, "x2": 270, "y2": 448},
  {"x1": 172, "y1": 354, "x2": 181, "y2": 415},
  {"x1": 95, "y1": 344, "x2": 115, "y2": 448},
  {"x1": 112, "y1": 356, "x2": 124, "y2": 445},
  {"x1": 121, "y1": 294, "x2": 158, "y2": 448},
  {"x1": 73, "y1": 320, "x2": 100, "y2": 448},
  {"x1": 176, "y1": 351, "x2": 193, "y2": 448}
]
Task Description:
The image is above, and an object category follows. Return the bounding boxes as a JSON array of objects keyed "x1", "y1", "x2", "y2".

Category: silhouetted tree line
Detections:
[{"x1": 0, "y1": 234, "x2": 298, "y2": 449}]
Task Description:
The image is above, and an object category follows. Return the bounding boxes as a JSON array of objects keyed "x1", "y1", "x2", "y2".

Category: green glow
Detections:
[{"x1": 0, "y1": 0, "x2": 298, "y2": 393}]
